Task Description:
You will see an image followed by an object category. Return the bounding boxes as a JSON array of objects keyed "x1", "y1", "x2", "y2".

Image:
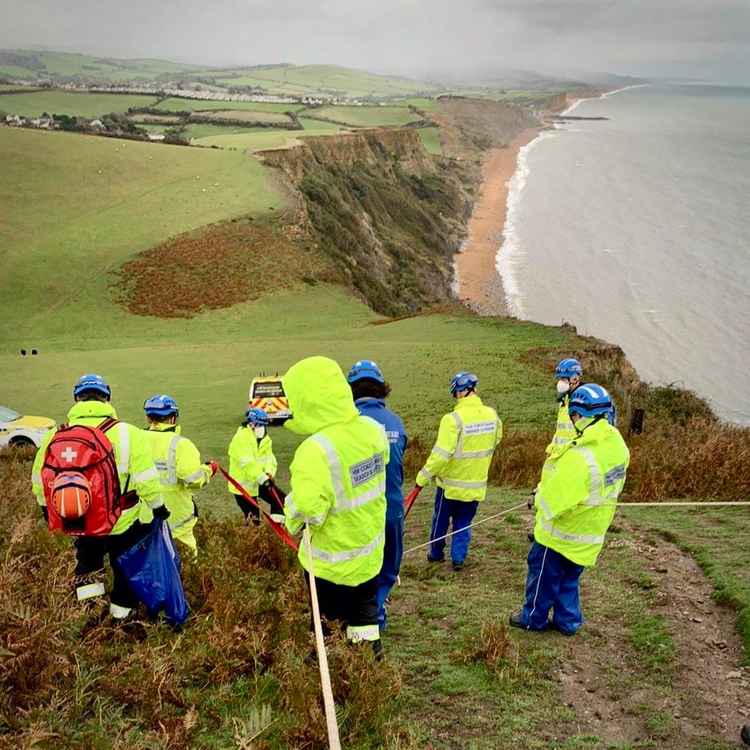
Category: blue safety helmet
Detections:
[
  {"x1": 555, "y1": 358, "x2": 583, "y2": 380},
  {"x1": 73, "y1": 373, "x2": 111, "y2": 400},
  {"x1": 144, "y1": 394, "x2": 179, "y2": 418},
  {"x1": 449, "y1": 371, "x2": 478, "y2": 396},
  {"x1": 568, "y1": 384, "x2": 613, "y2": 420},
  {"x1": 347, "y1": 359, "x2": 385, "y2": 384},
  {"x1": 244, "y1": 408, "x2": 269, "y2": 427}
]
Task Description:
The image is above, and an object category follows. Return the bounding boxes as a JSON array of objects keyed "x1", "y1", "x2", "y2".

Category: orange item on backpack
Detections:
[{"x1": 51, "y1": 472, "x2": 92, "y2": 519}]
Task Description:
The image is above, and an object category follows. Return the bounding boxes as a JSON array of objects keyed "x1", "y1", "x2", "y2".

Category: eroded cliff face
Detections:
[{"x1": 261, "y1": 129, "x2": 473, "y2": 316}]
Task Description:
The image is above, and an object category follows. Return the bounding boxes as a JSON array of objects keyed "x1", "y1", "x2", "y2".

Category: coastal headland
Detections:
[{"x1": 3, "y1": 63, "x2": 749, "y2": 748}]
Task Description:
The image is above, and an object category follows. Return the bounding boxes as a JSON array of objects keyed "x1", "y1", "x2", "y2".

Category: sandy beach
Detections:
[{"x1": 455, "y1": 128, "x2": 541, "y2": 315}]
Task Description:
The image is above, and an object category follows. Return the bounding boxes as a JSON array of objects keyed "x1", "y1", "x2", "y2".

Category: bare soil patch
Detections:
[
  {"x1": 112, "y1": 216, "x2": 337, "y2": 318},
  {"x1": 559, "y1": 522, "x2": 749, "y2": 747}
]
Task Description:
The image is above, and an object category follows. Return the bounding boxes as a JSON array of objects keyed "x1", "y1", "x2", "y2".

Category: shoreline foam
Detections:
[
  {"x1": 454, "y1": 128, "x2": 541, "y2": 315},
  {"x1": 496, "y1": 84, "x2": 650, "y2": 318}
]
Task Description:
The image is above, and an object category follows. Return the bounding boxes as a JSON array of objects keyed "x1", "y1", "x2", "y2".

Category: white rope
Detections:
[
  {"x1": 404, "y1": 501, "x2": 528, "y2": 556},
  {"x1": 403, "y1": 499, "x2": 750, "y2": 557},
  {"x1": 303, "y1": 526, "x2": 342, "y2": 750},
  {"x1": 618, "y1": 501, "x2": 750, "y2": 507}
]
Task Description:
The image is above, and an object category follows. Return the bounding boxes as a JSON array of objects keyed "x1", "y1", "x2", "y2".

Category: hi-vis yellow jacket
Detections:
[
  {"x1": 545, "y1": 396, "x2": 576, "y2": 455},
  {"x1": 227, "y1": 426, "x2": 277, "y2": 497},
  {"x1": 145, "y1": 423, "x2": 211, "y2": 535},
  {"x1": 534, "y1": 417, "x2": 629, "y2": 567},
  {"x1": 31, "y1": 401, "x2": 163, "y2": 534},
  {"x1": 416, "y1": 393, "x2": 502, "y2": 502},
  {"x1": 283, "y1": 356, "x2": 389, "y2": 589}
]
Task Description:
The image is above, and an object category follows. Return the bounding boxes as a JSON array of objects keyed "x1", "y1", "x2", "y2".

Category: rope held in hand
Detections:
[{"x1": 217, "y1": 465, "x2": 299, "y2": 552}]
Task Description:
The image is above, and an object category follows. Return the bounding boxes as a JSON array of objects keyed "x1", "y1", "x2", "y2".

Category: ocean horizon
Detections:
[{"x1": 497, "y1": 83, "x2": 750, "y2": 425}]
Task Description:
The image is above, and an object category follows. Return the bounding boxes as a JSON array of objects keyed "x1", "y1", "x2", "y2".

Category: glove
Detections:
[
  {"x1": 207, "y1": 461, "x2": 219, "y2": 477},
  {"x1": 153, "y1": 504, "x2": 170, "y2": 520},
  {"x1": 527, "y1": 489, "x2": 536, "y2": 510},
  {"x1": 40, "y1": 505, "x2": 49, "y2": 523}
]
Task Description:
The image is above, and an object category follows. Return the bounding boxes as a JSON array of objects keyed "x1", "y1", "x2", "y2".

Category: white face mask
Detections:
[
  {"x1": 254, "y1": 426, "x2": 266, "y2": 439},
  {"x1": 556, "y1": 380, "x2": 570, "y2": 395}
]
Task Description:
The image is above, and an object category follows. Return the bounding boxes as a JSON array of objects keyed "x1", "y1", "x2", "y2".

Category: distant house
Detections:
[
  {"x1": 90, "y1": 119, "x2": 104, "y2": 129},
  {"x1": 147, "y1": 133, "x2": 165, "y2": 142},
  {"x1": 4, "y1": 114, "x2": 24, "y2": 126}
]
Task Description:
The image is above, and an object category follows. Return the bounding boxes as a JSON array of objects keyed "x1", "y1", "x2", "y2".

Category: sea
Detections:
[{"x1": 497, "y1": 83, "x2": 750, "y2": 424}]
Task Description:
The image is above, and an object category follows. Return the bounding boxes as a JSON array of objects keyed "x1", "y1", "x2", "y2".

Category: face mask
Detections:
[
  {"x1": 556, "y1": 380, "x2": 570, "y2": 395},
  {"x1": 254, "y1": 426, "x2": 266, "y2": 439}
]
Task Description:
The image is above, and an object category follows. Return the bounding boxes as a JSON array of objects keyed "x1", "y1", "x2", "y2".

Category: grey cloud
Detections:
[{"x1": 1, "y1": 0, "x2": 748, "y2": 82}]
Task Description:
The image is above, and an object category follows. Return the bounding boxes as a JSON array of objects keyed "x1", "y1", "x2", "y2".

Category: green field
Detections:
[
  {"x1": 0, "y1": 127, "x2": 285, "y2": 348},
  {"x1": 193, "y1": 120, "x2": 346, "y2": 151},
  {"x1": 0, "y1": 90, "x2": 158, "y2": 117},
  {"x1": 398, "y1": 96, "x2": 440, "y2": 111},
  {"x1": 0, "y1": 83, "x2": 38, "y2": 91},
  {"x1": 215, "y1": 64, "x2": 442, "y2": 98},
  {"x1": 195, "y1": 109, "x2": 292, "y2": 124},
  {"x1": 181, "y1": 123, "x2": 256, "y2": 140},
  {"x1": 417, "y1": 126, "x2": 443, "y2": 155},
  {"x1": 154, "y1": 97, "x2": 305, "y2": 113},
  {"x1": 0, "y1": 49, "x2": 203, "y2": 82},
  {"x1": 304, "y1": 104, "x2": 422, "y2": 127}
]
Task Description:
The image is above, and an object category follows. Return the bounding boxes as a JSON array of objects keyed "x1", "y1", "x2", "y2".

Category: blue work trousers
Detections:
[
  {"x1": 520, "y1": 541, "x2": 585, "y2": 635},
  {"x1": 375, "y1": 511, "x2": 404, "y2": 630},
  {"x1": 428, "y1": 488, "x2": 479, "y2": 565}
]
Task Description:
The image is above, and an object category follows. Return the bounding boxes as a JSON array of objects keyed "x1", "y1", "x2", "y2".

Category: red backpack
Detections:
[{"x1": 41, "y1": 418, "x2": 132, "y2": 536}]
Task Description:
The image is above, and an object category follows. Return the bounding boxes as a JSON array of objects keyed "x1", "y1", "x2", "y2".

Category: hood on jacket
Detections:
[
  {"x1": 283, "y1": 356, "x2": 358, "y2": 435},
  {"x1": 67, "y1": 401, "x2": 118, "y2": 422},
  {"x1": 147, "y1": 422, "x2": 180, "y2": 433}
]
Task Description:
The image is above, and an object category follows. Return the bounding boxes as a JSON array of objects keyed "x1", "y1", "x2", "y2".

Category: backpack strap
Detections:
[{"x1": 98, "y1": 417, "x2": 119, "y2": 434}]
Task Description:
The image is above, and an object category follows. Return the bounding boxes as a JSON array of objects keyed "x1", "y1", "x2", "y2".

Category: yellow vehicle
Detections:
[
  {"x1": 0, "y1": 405, "x2": 55, "y2": 449},
  {"x1": 248, "y1": 376, "x2": 290, "y2": 424}
]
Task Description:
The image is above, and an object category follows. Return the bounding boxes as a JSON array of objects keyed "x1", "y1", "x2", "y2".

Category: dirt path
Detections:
[
  {"x1": 558, "y1": 522, "x2": 749, "y2": 747},
  {"x1": 455, "y1": 129, "x2": 541, "y2": 316}
]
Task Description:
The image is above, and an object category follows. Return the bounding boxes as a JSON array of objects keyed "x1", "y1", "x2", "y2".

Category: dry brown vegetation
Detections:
[
  {"x1": 403, "y1": 338, "x2": 750, "y2": 502},
  {"x1": 0, "y1": 453, "x2": 400, "y2": 749},
  {"x1": 112, "y1": 216, "x2": 338, "y2": 318}
]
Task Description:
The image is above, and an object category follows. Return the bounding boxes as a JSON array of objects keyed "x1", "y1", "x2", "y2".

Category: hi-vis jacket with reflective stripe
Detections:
[
  {"x1": 416, "y1": 393, "x2": 502, "y2": 502},
  {"x1": 534, "y1": 417, "x2": 629, "y2": 567},
  {"x1": 283, "y1": 356, "x2": 389, "y2": 587},
  {"x1": 227, "y1": 426, "x2": 277, "y2": 497},
  {"x1": 31, "y1": 401, "x2": 163, "y2": 535},
  {"x1": 146, "y1": 423, "x2": 211, "y2": 534},
  {"x1": 545, "y1": 396, "x2": 576, "y2": 455}
]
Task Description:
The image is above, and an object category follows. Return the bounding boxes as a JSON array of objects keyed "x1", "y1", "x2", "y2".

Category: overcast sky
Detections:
[{"x1": 2, "y1": 0, "x2": 749, "y2": 83}]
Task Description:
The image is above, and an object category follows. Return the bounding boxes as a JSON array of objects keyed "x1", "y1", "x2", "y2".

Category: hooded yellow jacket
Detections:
[{"x1": 283, "y1": 356, "x2": 389, "y2": 586}]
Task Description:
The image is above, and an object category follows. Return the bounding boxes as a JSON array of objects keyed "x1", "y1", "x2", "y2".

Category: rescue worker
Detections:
[
  {"x1": 510, "y1": 384, "x2": 629, "y2": 635},
  {"x1": 143, "y1": 394, "x2": 217, "y2": 557},
  {"x1": 347, "y1": 359, "x2": 407, "y2": 631},
  {"x1": 283, "y1": 356, "x2": 389, "y2": 654},
  {"x1": 227, "y1": 407, "x2": 282, "y2": 524},
  {"x1": 31, "y1": 374, "x2": 165, "y2": 621},
  {"x1": 414, "y1": 372, "x2": 502, "y2": 571},
  {"x1": 547, "y1": 358, "x2": 583, "y2": 454}
]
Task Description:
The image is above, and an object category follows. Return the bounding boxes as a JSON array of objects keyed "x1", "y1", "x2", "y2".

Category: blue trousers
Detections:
[
  {"x1": 429, "y1": 488, "x2": 479, "y2": 565},
  {"x1": 375, "y1": 511, "x2": 404, "y2": 630},
  {"x1": 519, "y1": 541, "x2": 585, "y2": 635}
]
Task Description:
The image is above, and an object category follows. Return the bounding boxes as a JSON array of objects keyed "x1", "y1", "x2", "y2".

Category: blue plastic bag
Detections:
[{"x1": 117, "y1": 518, "x2": 189, "y2": 626}]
